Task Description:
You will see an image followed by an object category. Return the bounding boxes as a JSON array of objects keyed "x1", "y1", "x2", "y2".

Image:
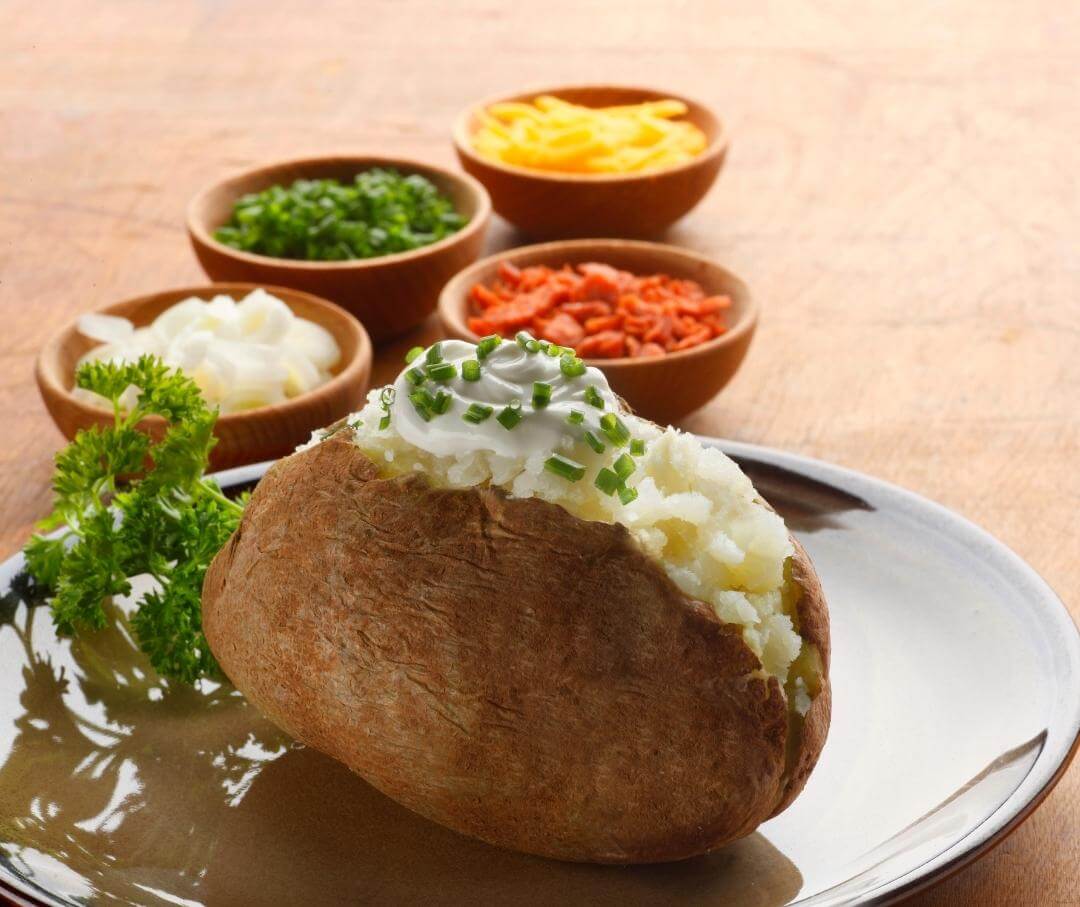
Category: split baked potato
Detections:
[{"x1": 203, "y1": 339, "x2": 830, "y2": 864}]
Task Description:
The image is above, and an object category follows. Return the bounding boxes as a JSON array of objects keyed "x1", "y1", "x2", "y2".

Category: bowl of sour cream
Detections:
[{"x1": 36, "y1": 283, "x2": 372, "y2": 469}]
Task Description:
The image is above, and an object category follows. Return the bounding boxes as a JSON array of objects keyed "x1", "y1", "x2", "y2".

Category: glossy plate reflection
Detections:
[{"x1": 0, "y1": 439, "x2": 1077, "y2": 907}]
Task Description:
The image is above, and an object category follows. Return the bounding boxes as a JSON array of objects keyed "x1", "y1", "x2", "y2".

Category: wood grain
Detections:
[{"x1": 0, "y1": 1, "x2": 1076, "y2": 903}]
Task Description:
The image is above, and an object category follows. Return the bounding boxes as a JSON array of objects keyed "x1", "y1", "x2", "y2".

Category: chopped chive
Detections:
[
  {"x1": 497, "y1": 400, "x2": 523, "y2": 430},
  {"x1": 583, "y1": 431, "x2": 605, "y2": 454},
  {"x1": 379, "y1": 386, "x2": 396, "y2": 408},
  {"x1": 613, "y1": 453, "x2": 636, "y2": 478},
  {"x1": 425, "y1": 361, "x2": 457, "y2": 382},
  {"x1": 618, "y1": 485, "x2": 639, "y2": 505},
  {"x1": 600, "y1": 413, "x2": 630, "y2": 447},
  {"x1": 532, "y1": 381, "x2": 552, "y2": 409},
  {"x1": 431, "y1": 389, "x2": 452, "y2": 415},
  {"x1": 527, "y1": 340, "x2": 541, "y2": 353},
  {"x1": 560, "y1": 354, "x2": 586, "y2": 378},
  {"x1": 408, "y1": 390, "x2": 434, "y2": 421},
  {"x1": 425, "y1": 342, "x2": 443, "y2": 365},
  {"x1": 543, "y1": 341, "x2": 561, "y2": 358},
  {"x1": 544, "y1": 454, "x2": 586, "y2": 482},
  {"x1": 629, "y1": 438, "x2": 646, "y2": 456},
  {"x1": 462, "y1": 359, "x2": 481, "y2": 382},
  {"x1": 406, "y1": 366, "x2": 427, "y2": 387},
  {"x1": 462, "y1": 402, "x2": 494, "y2": 424},
  {"x1": 379, "y1": 413, "x2": 391, "y2": 430},
  {"x1": 567, "y1": 410, "x2": 585, "y2": 425},
  {"x1": 595, "y1": 467, "x2": 621, "y2": 496},
  {"x1": 584, "y1": 385, "x2": 604, "y2": 409},
  {"x1": 477, "y1": 334, "x2": 502, "y2": 359},
  {"x1": 515, "y1": 330, "x2": 534, "y2": 349},
  {"x1": 404, "y1": 346, "x2": 424, "y2": 364}
]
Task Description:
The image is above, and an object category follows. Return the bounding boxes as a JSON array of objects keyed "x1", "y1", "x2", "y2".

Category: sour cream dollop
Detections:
[
  {"x1": 76, "y1": 289, "x2": 341, "y2": 414},
  {"x1": 392, "y1": 338, "x2": 620, "y2": 459}
]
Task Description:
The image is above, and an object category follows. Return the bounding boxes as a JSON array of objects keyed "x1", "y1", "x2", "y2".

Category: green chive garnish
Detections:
[
  {"x1": 618, "y1": 485, "x2": 639, "y2": 505},
  {"x1": 584, "y1": 385, "x2": 604, "y2": 409},
  {"x1": 594, "y1": 467, "x2": 620, "y2": 496},
  {"x1": 630, "y1": 438, "x2": 646, "y2": 456},
  {"x1": 560, "y1": 354, "x2": 586, "y2": 378},
  {"x1": 404, "y1": 346, "x2": 424, "y2": 364},
  {"x1": 583, "y1": 431, "x2": 605, "y2": 454},
  {"x1": 378, "y1": 387, "x2": 395, "y2": 430},
  {"x1": 425, "y1": 342, "x2": 443, "y2": 365},
  {"x1": 497, "y1": 400, "x2": 523, "y2": 430},
  {"x1": 477, "y1": 334, "x2": 502, "y2": 359},
  {"x1": 462, "y1": 402, "x2": 494, "y2": 424},
  {"x1": 613, "y1": 453, "x2": 636, "y2": 479},
  {"x1": 567, "y1": 410, "x2": 585, "y2": 425},
  {"x1": 532, "y1": 381, "x2": 552, "y2": 409},
  {"x1": 600, "y1": 413, "x2": 630, "y2": 447},
  {"x1": 544, "y1": 454, "x2": 586, "y2": 482},
  {"x1": 543, "y1": 341, "x2": 561, "y2": 358},
  {"x1": 431, "y1": 390, "x2": 452, "y2": 415},
  {"x1": 516, "y1": 330, "x2": 534, "y2": 349},
  {"x1": 462, "y1": 359, "x2": 481, "y2": 382},
  {"x1": 406, "y1": 366, "x2": 427, "y2": 387},
  {"x1": 426, "y1": 361, "x2": 457, "y2": 382},
  {"x1": 409, "y1": 390, "x2": 434, "y2": 421}
]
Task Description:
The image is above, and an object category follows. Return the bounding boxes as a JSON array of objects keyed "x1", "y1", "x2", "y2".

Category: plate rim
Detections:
[
  {"x1": 716, "y1": 439, "x2": 1080, "y2": 905},
  {"x1": 0, "y1": 439, "x2": 1076, "y2": 907}
]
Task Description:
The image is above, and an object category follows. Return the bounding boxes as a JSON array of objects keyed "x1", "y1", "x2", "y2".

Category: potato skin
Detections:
[{"x1": 203, "y1": 432, "x2": 830, "y2": 863}]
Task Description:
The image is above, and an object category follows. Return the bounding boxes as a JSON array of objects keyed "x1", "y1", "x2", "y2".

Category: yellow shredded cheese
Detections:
[{"x1": 472, "y1": 95, "x2": 708, "y2": 175}]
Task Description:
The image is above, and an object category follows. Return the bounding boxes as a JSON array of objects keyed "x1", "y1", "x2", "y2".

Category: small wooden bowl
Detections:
[
  {"x1": 438, "y1": 240, "x2": 757, "y2": 424},
  {"x1": 36, "y1": 283, "x2": 373, "y2": 469},
  {"x1": 452, "y1": 85, "x2": 728, "y2": 239},
  {"x1": 187, "y1": 156, "x2": 492, "y2": 343}
]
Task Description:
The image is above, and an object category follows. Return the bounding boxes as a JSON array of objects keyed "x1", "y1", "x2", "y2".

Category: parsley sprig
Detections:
[{"x1": 23, "y1": 356, "x2": 244, "y2": 685}]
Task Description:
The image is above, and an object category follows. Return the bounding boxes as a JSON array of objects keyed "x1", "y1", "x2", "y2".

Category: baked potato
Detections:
[{"x1": 203, "y1": 336, "x2": 830, "y2": 864}]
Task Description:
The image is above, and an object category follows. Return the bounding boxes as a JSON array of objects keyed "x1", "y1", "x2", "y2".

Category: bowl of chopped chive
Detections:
[
  {"x1": 36, "y1": 283, "x2": 372, "y2": 469},
  {"x1": 438, "y1": 239, "x2": 757, "y2": 424},
  {"x1": 187, "y1": 156, "x2": 491, "y2": 343},
  {"x1": 453, "y1": 84, "x2": 727, "y2": 239}
]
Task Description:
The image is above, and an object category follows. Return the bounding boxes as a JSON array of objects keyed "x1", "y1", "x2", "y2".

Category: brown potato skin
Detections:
[{"x1": 203, "y1": 432, "x2": 830, "y2": 863}]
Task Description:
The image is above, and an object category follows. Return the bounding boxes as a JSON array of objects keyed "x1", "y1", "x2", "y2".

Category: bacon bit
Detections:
[
  {"x1": 672, "y1": 327, "x2": 712, "y2": 350},
  {"x1": 637, "y1": 342, "x2": 666, "y2": 357},
  {"x1": 466, "y1": 262, "x2": 727, "y2": 358},
  {"x1": 470, "y1": 284, "x2": 503, "y2": 310},
  {"x1": 538, "y1": 313, "x2": 586, "y2": 347},
  {"x1": 578, "y1": 330, "x2": 625, "y2": 358},
  {"x1": 581, "y1": 314, "x2": 620, "y2": 334},
  {"x1": 561, "y1": 301, "x2": 612, "y2": 321},
  {"x1": 497, "y1": 260, "x2": 522, "y2": 286}
]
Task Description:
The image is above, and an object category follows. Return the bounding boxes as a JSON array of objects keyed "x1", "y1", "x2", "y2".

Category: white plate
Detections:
[{"x1": 0, "y1": 441, "x2": 1077, "y2": 906}]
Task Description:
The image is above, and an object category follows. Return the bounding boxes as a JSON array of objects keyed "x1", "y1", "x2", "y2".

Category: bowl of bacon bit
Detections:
[{"x1": 438, "y1": 239, "x2": 757, "y2": 423}]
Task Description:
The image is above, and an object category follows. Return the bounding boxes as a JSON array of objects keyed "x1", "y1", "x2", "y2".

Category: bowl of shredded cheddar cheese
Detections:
[{"x1": 453, "y1": 84, "x2": 728, "y2": 238}]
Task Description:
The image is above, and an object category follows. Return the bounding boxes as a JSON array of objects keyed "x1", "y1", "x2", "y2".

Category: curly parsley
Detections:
[{"x1": 23, "y1": 356, "x2": 244, "y2": 684}]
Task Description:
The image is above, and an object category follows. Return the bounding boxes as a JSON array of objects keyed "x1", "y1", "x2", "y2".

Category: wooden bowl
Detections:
[
  {"x1": 452, "y1": 85, "x2": 728, "y2": 239},
  {"x1": 187, "y1": 156, "x2": 492, "y2": 343},
  {"x1": 36, "y1": 283, "x2": 373, "y2": 470},
  {"x1": 438, "y1": 240, "x2": 756, "y2": 425}
]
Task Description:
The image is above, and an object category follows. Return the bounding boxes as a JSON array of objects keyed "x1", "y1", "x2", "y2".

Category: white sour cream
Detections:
[{"x1": 391, "y1": 338, "x2": 620, "y2": 459}]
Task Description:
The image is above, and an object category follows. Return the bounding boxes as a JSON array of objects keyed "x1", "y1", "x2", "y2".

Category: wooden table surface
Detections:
[{"x1": 1, "y1": 1, "x2": 1077, "y2": 903}]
